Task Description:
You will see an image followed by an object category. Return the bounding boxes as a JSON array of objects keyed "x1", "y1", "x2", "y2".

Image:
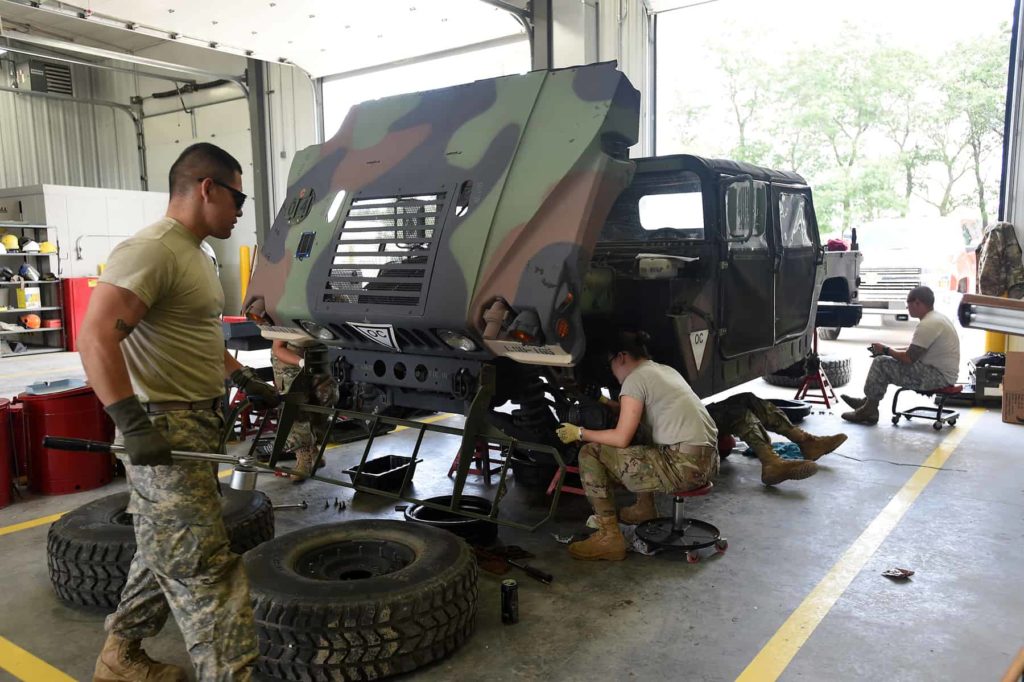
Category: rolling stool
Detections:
[
  {"x1": 891, "y1": 385, "x2": 963, "y2": 430},
  {"x1": 635, "y1": 483, "x2": 727, "y2": 563}
]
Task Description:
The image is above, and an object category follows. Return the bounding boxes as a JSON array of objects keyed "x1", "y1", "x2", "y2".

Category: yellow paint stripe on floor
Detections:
[
  {"x1": 0, "y1": 512, "x2": 64, "y2": 538},
  {"x1": 0, "y1": 635, "x2": 76, "y2": 681},
  {"x1": 736, "y1": 407, "x2": 983, "y2": 682},
  {"x1": 391, "y1": 412, "x2": 453, "y2": 432}
]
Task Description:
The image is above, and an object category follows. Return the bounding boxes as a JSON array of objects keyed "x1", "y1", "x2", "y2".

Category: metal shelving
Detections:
[{"x1": 0, "y1": 222, "x2": 64, "y2": 358}]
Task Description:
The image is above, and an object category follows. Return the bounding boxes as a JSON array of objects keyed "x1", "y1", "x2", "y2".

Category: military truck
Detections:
[{"x1": 244, "y1": 61, "x2": 826, "y2": 448}]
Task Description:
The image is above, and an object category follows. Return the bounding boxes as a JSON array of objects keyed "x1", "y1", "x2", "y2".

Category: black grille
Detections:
[{"x1": 324, "y1": 194, "x2": 445, "y2": 308}]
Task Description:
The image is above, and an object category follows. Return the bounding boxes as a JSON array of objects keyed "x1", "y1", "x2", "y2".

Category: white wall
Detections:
[{"x1": 0, "y1": 184, "x2": 167, "y2": 278}]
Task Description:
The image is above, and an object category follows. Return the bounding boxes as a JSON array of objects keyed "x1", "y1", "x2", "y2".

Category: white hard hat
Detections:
[
  {"x1": 21, "y1": 240, "x2": 40, "y2": 253},
  {"x1": 0, "y1": 243, "x2": 6, "y2": 255}
]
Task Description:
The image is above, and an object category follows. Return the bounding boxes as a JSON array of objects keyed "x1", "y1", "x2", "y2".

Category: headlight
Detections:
[
  {"x1": 299, "y1": 320, "x2": 335, "y2": 340},
  {"x1": 437, "y1": 329, "x2": 478, "y2": 352}
]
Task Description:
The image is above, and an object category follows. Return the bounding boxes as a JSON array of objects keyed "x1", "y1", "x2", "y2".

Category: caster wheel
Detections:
[
  {"x1": 686, "y1": 551, "x2": 701, "y2": 564},
  {"x1": 903, "y1": 414, "x2": 912, "y2": 421},
  {"x1": 891, "y1": 416, "x2": 900, "y2": 425},
  {"x1": 950, "y1": 419, "x2": 958, "y2": 427},
  {"x1": 932, "y1": 421, "x2": 943, "y2": 431},
  {"x1": 715, "y1": 538, "x2": 729, "y2": 554}
]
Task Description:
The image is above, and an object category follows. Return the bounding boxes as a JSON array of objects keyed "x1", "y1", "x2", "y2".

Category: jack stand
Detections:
[{"x1": 794, "y1": 330, "x2": 837, "y2": 409}]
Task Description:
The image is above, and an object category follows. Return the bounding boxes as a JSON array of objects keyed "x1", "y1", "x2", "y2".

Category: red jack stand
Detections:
[
  {"x1": 448, "y1": 441, "x2": 504, "y2": 485},
  {"x1": 793, "y1": 331, "x2": 837, "y2": 408}
]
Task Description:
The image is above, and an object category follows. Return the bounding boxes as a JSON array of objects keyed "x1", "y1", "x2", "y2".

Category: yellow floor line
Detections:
[
  {"x1": 391, "y1": 412, "x2": 454, "y2": 432},
  {"x1": 0, "y1": 512, "x2": 64, "y2": 538},
  {"x1": 736, "y1": 407, "x2": 983, "y2": 681},
  {"x1": 0, "y1": 635, "x2": 76, "y2": 681}
]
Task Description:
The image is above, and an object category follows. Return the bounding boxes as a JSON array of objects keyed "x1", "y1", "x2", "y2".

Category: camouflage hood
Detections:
[{"x1": 244, "y1": 61, "x2": 639, "y2": 365}]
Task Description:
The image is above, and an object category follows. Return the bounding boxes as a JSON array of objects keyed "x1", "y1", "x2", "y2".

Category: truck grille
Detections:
[
  {"x1": 859, "y1": 267, "x2": 922, "y2": 303},
  {"x1": 323, "y1": 194, "x2": 445, "y2": 309}
]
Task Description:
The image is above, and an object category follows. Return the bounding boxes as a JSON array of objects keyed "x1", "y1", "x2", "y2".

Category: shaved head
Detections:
[{"x1": 168, "y1": 143, "x2": 242, "y2": 197}]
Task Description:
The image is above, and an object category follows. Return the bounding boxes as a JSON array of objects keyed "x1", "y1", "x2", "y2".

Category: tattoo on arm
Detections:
[
  {"x1": 115, "y1": 319, "x2": 135, "y2": 337},
  {"x1": 907, "y1": 345, "x2": 926, "y2": 362}
]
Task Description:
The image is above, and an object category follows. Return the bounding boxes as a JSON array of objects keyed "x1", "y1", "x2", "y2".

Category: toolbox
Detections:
[{"x1": 969, "y1": 362, "x2": 1004, "y2": 405}]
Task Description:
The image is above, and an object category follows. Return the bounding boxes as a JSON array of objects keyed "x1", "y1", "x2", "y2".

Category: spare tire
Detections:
[
  {"x1": 47, "y1": 487, "x2": 274, "y2": 611},
  {"x1": 764, "y1": 354, "x2": 852, "y2": 389},
  {"x1": 246, "y1": 520, "x2": 477, "y2": 681}
]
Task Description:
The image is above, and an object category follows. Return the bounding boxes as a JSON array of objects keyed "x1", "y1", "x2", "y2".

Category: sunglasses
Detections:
[{"x1": 199, "y1": 177, "x2": 247, "y2": 211}]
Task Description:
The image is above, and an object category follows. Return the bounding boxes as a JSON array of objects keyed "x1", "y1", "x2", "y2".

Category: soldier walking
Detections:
[{"x1": 78, "y1": 143, "x2": 279, "y2": 681}]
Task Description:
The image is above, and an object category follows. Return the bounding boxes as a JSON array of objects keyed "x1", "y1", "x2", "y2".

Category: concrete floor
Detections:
[{"x1": 1, "y1": 315, "x2": 1021, "y2": 681}]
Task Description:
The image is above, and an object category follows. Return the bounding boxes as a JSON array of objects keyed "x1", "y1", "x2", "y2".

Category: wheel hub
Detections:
[{"x1": 296, "y1": 540, "x2": 415, "y2": 581}]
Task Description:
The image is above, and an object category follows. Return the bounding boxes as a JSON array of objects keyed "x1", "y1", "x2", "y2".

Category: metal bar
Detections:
[
  {"x1": 142, "y1": 95, "x2": 248, "y2": 119},
  {"x1": 247, "y1": 58, "x2": 272, "y2": 245},
  {"x1": 0, "y1": 41, "x2": 198, "y2": 86},
  {"x1": 320, "y1": 34, "x2": 527, "y2": 84},
  {"x1": 531, "y1": 0, "x2": 553, "y2": 70},
  {"x1": 478, "y1": 0, "x2": 531, "y2": 20}
]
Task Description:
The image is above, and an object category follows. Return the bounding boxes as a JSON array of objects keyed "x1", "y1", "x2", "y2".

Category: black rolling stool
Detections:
[
  {"x1": 891, "y1": 385, "x2": 963, "y2": 431},
  {"x1": 635, "y1": 483, "x2": 727, "y2": 563}
]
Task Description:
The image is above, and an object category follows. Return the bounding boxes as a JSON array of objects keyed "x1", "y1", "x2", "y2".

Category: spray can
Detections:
[{"x1": 501, "y1": 579, "x2": 519, "y2": 624}]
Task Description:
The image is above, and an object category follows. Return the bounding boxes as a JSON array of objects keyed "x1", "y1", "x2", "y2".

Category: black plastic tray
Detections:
[{"x1": 343, "y1": 455, "x2": 418, "y2": 492}]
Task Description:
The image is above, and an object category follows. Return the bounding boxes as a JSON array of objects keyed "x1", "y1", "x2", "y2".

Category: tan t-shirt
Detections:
[
  {"x1": 100, "y1": 217, "x2": 225, "y2": 403},
  {"x1": 619, "y1": 360, "x2": 718, "y2": 448},
  {"x1": 910, "y1": 310, "x2": 960, "y2": 384}
]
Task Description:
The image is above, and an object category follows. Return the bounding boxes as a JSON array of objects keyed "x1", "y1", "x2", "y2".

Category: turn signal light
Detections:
[
  {"x1": 556, "y1": 318, "x2": 570, "y2": 339},
  {"x1": 511, "y1": 329, "x2": 536, "y2": 343}
]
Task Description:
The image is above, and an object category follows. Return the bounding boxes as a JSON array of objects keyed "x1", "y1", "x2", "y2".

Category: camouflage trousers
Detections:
[
  {"x1": 578, "y1": 441, "x2": 719, "y2": 502},
  {"x1": 106, "y1": 408, "x2": 256, "y2": 681},
  {"x1": 706, "y1": 392, "x2": 798, "y2": 452},
  {"x1": 272, "y1": 357, "x2": 339, "y2": 454},
  {"x1": 863, "y1": 356, "x2": 950, "y2": 401}
]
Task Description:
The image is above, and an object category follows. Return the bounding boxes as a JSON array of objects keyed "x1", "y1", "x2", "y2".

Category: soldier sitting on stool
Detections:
[
  {"x1": 841, "y1": 285, "x2": 960, "y2": 425},
  {"x1": 554, "y1": 330, "x2": 719, "y2": 562}
]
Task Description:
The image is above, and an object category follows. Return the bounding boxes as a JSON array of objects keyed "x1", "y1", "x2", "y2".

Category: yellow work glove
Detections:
[
  {"x1": 556, "y1": 423, "x2": 583, "y2": 444},
  {"x1": 598, "y1": 395, "x2": 613, "y2": 406}
]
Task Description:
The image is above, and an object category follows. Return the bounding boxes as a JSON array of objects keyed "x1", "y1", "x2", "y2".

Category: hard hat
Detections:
[
  {"x1": 39, "y1": 241, "x2": 57, "y2": 254},
  {"x1": 0, "y1": 243, "x2": 6, "y2": 255},
  {"x1": 18, "y1": 263, "x2": 39, "y2": 281},
  {"x1": 19, "y1": 314, "x2": 41, "y2": 329},
  {"x1": 0, "y1": 234, "x2": 18, "y2": 251},
  {"x1": 21, "y1": 240, "x2": 40, "y2": 253}
]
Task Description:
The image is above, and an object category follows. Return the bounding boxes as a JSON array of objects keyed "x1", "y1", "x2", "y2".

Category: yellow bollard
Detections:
[
  {"x1": 985, "y1": 331, "x2": 1007, "y2": 353},
  {"x1": 239, "y1": 245, "x2": 252, "y2": 303}
]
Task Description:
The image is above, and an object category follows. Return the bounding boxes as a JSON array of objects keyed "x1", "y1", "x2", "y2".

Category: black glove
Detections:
[
  {"x1": 104, "y1": 396, "x2": 173, "y2": 466},
  {"x1": 231, "y1": 366, "x2": 281, "y2": 409}
]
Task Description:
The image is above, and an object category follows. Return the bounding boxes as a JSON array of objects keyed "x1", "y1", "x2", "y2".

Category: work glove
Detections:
[
  {"x1": 104, "y1": 396, "x2": 173, "y2": 467},
  {"x1": 598, "y1": 395, "x2": 614, "y2": 406},
  {"x1": 231, "y1": 366, "x2": 281, "y2": 409},
  {"x1": 556, "y1": 422, "x2": 583, "y2": 444}
]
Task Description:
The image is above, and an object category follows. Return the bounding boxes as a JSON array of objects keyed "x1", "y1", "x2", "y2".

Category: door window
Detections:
[
  {"x1": 726, "y1": 180, "x2": 768, "y2": 250},
  {"x1": 778, "y1": 192, "x2": 813, "y2": 248}
]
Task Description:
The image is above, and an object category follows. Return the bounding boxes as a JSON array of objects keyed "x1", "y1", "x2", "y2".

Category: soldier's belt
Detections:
[
  {"x1": 143, "y1": 398, "x2": 221, "y2": 414},
  {"x1": 671, "y1": 443, "x2": 717, "y2": 457}
]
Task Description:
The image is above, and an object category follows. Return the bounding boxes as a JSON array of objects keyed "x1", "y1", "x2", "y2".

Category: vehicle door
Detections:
[
  {"x1": 773, "y1": 187, "x2": 819, "y2": 340},
  {"x1": 719, "y1": 177, "x2": 774, "y2": 358}
]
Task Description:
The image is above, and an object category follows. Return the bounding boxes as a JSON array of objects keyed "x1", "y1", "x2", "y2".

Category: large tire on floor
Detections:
[
  {"x1": 764, "y1": 354, "x2": 852, "y2": 389},
  {"x1": 47, "y1": 487, "x2": 275, "y2": 611},
  {"x1": 246, "y1": 520, "x2": 478, "y2": 682}
]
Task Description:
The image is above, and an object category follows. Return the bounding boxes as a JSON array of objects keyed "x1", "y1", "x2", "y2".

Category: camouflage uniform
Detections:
[
  {"x1": 271, "y1": 344, "x2": 339, "y2": 454},
  {"x1": 578, "y1": 441, "x2": 718, "y2": 501},
  {"x1": 706, "y1": 392, "x2": 799, "y2": 451},
  {"x1": 106, "y1": 409, "x2": 256, "y2": 680},
  {"x1": 862, "y1": 356, "x2": 948, "y2": 401},
  {"x1": 977, "y1": 221, "x2": 1024, "y2": 299}
]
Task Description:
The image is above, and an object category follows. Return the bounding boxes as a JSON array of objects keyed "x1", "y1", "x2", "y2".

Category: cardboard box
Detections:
[
  {"x1": 15, "y1": 286, "x2": 40, "y2": 310},
  {"x1": 1001, "y1": 352, "x2": 1024, "y2": 425}
]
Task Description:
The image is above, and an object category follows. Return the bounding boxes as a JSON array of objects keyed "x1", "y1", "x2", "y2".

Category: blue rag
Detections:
[{"x1": 741, "y1": 442, "x2": 805, "y2": 460}]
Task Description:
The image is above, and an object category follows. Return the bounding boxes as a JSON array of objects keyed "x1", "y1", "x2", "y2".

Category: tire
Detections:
[
  {"x1": 764, "y1": 354, "x2": 851, "y2": 389},
  {"x1": 246, "y1": 520, "x2": 478, "y2": 681},
  {"x1": 47, "y1": 487, "x2": 275, "y2": 611},
  {"x1": 817, "y1": 327, "x2": 841, "y2": 340}
]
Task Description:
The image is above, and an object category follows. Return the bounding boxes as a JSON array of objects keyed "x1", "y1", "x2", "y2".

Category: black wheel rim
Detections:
[{"x1": 295, "y1": 540, "x2": 416, "y2": 581}]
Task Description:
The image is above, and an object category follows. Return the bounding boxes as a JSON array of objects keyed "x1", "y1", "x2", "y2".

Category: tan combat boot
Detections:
[
  {"x1": 619, "y1": 492, "x2": 658, "y2": 525},
  {"x1": 569, "y1": 514, "x2": 626, "y2": 561},
  {"x1": 753, "y1": 443, "x2": 818, "y2": 486},
  {"x1": 840, "y1": 394, "x2": 866, "y2": 410},
  {"x1": 289, "y1": 448, "x2": 317, "y2": 483},
  {"x1": 841, "y1": 399, "x2": 880, "y2": 426},
  {"x1": 93, "y1": 634, "x2": 188, "y2": 682},
  {"x1": 786, "y1": 428, "x2": 848, "y2": 461}
]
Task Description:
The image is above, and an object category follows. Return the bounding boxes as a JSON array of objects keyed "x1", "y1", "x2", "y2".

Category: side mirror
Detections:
[{"x1": 723, "y1": 175, "x2": 756, "y2": 242}]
